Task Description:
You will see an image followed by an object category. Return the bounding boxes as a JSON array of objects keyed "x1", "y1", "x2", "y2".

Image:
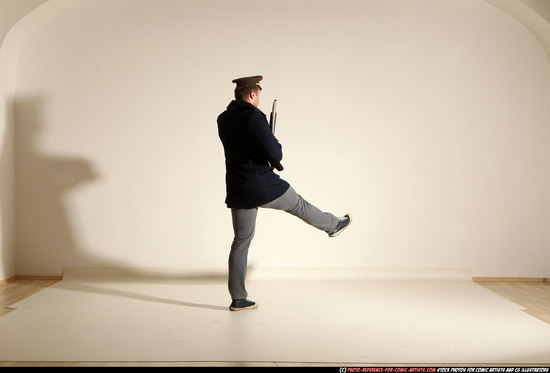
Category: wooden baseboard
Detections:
[
  {"x1": 15, "y1": 275, "x2": 63, "y2": 281},
  {"x1": 1, "y1": 275, "x2": 63, "y2": 286},
  {"x1": 474, "y1": 277, "x2": 549, "y2": 283},
  {"x1": 3, "y1": 274, "x2": 549, "y2": 284},
  {"x1": 0, "y1": 276, "x2": 17, "y2": 286}
]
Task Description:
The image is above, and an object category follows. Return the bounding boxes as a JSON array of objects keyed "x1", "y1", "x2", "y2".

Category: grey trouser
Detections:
[{"x1": 228, "y1": 186, "x2": 339, "y2": 299}]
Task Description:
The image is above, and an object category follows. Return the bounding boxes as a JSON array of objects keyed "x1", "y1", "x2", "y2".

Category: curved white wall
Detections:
[
  {"x1": 5, "y1": 0, "x2": 550, "y2": 277},
  {"x1": 485, "y1": 0, "x2": 550, "y2": 62},
  {"x1": 519, "y1": 0, "x2": 550, "y2": 23},
  {"x1": 0, "y1": 0, "x2": 50, "y2": 280}
]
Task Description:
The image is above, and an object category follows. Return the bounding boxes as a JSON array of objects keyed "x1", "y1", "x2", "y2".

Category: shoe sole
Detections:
[
  {"x1": 229, "y1": 304, "x2": 259, "y2": 312},
  {"x1": 329, "y1": 214, "x2": 353, "y2": 238}
]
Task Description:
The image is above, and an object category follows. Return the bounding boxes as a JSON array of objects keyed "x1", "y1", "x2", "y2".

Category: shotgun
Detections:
[{"x1": 269, "y1": 99, "x2": 277, "y2": 134}]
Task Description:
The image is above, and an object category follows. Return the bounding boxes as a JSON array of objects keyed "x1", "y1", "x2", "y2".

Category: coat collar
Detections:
[{"x1": 227, "y1": 99, "x2": 259, "y2": 111}]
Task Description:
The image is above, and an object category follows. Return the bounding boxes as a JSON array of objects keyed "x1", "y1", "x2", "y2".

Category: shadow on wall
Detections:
[
  {"x1": 14, "y1": 95, "x2": 98, "y2": 274},
  {"x1": 13, "y1": 96, "x2": 228, "y2": 308},
  {"x1": 13, "y1": 95, "x2": 228, "y2": 284}
]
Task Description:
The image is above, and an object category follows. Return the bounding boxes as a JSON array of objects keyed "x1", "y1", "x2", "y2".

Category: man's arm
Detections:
[{"x1": 250, "y1": 112, "x2": 284, "y2": 171}]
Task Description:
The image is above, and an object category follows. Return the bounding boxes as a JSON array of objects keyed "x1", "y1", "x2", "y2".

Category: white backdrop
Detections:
[{"x1": 10, "y1": 0, "x2": 550, "y2": 277}]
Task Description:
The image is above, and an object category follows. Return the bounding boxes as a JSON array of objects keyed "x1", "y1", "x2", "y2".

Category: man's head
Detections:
[{"x1": 232, "y1": 75, "x2": 263, "y2": 107}]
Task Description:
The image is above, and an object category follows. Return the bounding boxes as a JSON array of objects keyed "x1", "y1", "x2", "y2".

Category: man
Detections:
[{"x1": 217, "y1": 75, "x2": 352, "y2": 311}]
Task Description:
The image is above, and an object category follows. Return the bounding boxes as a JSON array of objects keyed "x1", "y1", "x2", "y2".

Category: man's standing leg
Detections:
[{"x1": 228, "y1": 207, "x2": 259, "y2": 310}]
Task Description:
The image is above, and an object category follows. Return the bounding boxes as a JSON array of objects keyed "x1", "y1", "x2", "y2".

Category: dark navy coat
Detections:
[{"x1": 217, "y1": 100, "x2": 290, "y2": 209}]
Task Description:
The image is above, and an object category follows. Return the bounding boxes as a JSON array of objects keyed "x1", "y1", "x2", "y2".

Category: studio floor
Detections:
[{"x1": 0, "y1": 268, "x2": 550, "y2": 366}]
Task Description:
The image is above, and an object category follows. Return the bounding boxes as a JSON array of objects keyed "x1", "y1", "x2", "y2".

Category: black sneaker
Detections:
[
  {"x1": 229, "y1": 299, "x2": 258, "y2": 311},
  {"x1": 328, "y1": 214, "x2": 352, "y2": 237}
]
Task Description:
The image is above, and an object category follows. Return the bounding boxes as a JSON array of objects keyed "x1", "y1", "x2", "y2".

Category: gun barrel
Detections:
[{"x1": 270, "y1": 99, "x2": 277, "y2": 134}]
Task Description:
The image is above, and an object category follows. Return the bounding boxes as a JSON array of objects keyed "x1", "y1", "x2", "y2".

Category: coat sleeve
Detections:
[{"x1": 249, "y1": 112, "x2": 285, "y2": 171}]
